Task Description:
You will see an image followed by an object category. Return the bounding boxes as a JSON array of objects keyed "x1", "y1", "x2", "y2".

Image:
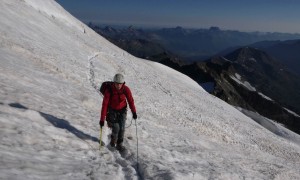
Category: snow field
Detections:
[{"x1": 1, "y1": 0, "x2": 300, "y2": 179}]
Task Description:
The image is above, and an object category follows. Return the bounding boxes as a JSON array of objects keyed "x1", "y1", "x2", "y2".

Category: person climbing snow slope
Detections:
[{"x1": 99, "y1": 73, "x2": 137, "y2": 151}]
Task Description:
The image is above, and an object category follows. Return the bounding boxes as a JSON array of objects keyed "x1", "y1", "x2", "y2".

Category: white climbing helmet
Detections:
[{"x1": 113, "y1": 73, "x2": 125, "y2": 84}]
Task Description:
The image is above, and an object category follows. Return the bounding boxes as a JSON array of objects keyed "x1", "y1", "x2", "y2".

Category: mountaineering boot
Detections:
[
  {"x1": 110, "y1": 136, "x2": 116, "y2": 147},
  {"x1": 116, "y1": 143, "x2": 126, "y2": 152}
]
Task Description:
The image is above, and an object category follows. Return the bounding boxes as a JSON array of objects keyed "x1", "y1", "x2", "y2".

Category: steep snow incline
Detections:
[{"x1": 1, "y1": 0, "x2": 300, "y2": 179}]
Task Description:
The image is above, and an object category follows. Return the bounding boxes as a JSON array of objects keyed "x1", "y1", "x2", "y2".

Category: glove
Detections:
[
  {"x1": 133, "y1": 112, "x2": 137, "y2": 120},
  {"x1": 99, "y1": 121, "x2": 104, "y2": 127}
]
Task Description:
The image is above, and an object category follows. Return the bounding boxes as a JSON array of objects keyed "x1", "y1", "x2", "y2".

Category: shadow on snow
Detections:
[{"x1": 9, "y1": 102, "x2": 100, "y2": 144}]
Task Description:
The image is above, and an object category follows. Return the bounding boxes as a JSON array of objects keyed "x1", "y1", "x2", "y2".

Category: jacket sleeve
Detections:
[
  {"x1": 100, "y1": 89, "x2": 110, "y2": 122},
  {"x1": 125, "y1": 86, "x2": 136, "y2": 113}
]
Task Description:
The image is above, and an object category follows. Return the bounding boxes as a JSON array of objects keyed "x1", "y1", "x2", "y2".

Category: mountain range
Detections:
[
  {"x1": 250, "y1": 39, "x2": 300, "y2": 75},
  {"x1": 90, "y1": 23, "x2": 300, "y2": 62},
  {"x1": 89, "y1": 24, "x2": 300, "y2": 134},
  {"x1": 181, "y1": 47, "x2": 300, "y2": 134}
]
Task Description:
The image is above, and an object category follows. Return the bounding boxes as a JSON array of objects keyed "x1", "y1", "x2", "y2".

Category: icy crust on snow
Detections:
[
  {"x1": 237, "y1": 107, "x2": 300, "y2": 146},
  {"x1": 1, "y1": 0, "x2": 300, "y2": 179},
  {"x1": 23, "y1": 0, "x2": 85, "y2": 32}
]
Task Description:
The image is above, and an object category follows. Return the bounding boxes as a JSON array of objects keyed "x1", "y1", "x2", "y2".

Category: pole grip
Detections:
[{"x1": 99, "y1": 127, "x2": 103, "y2": 150}]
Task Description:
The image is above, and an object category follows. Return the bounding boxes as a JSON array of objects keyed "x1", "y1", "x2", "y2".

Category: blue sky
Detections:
[{"x1": 56, "y1": 0, "x2": 300, "y2": 33}]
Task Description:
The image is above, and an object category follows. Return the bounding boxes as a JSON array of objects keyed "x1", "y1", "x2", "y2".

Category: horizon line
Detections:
[{"x1": 85, "y1": 21, "x2": 300, "y2": 35}]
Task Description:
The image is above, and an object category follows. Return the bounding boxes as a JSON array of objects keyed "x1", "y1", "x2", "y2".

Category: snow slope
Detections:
[{"x1": 1, "y1": 0, "x2": 300, "y2": 179}]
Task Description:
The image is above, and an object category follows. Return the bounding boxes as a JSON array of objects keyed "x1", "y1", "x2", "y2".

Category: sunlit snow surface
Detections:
[{"x1": 1, "y1": 0, "x2": 300, "y2": 179}]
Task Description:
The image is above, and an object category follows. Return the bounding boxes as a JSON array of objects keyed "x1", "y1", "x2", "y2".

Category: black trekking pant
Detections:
[{"x1": 107, "y1": 107, "x2": 127, "y2": 144}]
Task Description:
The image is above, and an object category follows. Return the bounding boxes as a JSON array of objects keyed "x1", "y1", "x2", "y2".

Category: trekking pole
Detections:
[
  {"x1": 135, "y1": 118, "x2": 140, "y2": 175},
  {"x1": 99, "y1": 127, "x2": 103, "y2": 150}
]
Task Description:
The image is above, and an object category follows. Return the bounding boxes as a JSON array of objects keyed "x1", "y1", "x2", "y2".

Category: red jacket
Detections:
[{"x1": 100, "y1": 83, "x2": 136, "y2": 122}]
